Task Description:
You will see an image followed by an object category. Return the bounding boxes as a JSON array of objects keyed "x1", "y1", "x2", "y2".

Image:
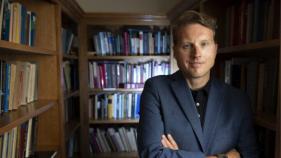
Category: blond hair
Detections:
[{"x1": 172, "y1": 10, "x2": 217, "y2": 45}]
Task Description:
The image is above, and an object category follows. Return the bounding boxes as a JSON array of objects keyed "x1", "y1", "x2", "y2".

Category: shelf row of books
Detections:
[
  {"x1": 0, "y1": 118, "x2": 37, "y2": 158},
  {"x1": 89, "y1": 93, "x2": 141, "y2": 120},
  {"x1": 92, "y1": 27, "x2": 170, "y2": 56},
  {"x1": 90, "y1": 127, "x2": 137, "y2": 153},
  {"x1": 0, "y1": 60, "x2": 38, "y2": 113},
  {"x1": 61, "y1": 28, "x2": 78, "y2": 55},
  {"x1": 88, "y1": 61, "x2": 170, "y2": 89},
  {"x1": 0, "y1": 1, "x2": 36, "y2": 46},
  {"x1": 217, "y1": 57, "x2": 278, "y2": 114},
  {"x1": 224, "y1": 0, "x2": 279, "y2": 46},
  {"x1": 63, "y1": 60, "x2": 79, "y2": 93}
]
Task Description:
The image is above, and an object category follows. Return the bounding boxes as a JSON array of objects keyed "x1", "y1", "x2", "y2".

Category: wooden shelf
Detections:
[
  {"x1": 92, "y1": 152, "x2": 138, "y2": 158},
  {"x1": 64, "y1": 90, "x2": 80, "y2": 99},
  {"x1": 87, "y1": 54, "x2": 170, "y2": 61},
  {"x1": 63, "y1": 54, "x2": 78, "y2": 60},
  {"x1": 218, "y1": 39, "x2": 280, "y2": 54},
  {"x1": 0, "y1": 100, "x2": 56, "y2": 135},
  {"x1": 0, "y1": 40, "x2": 56, "y2": 55},
  {"x1": 90, "y1": 119, "x2": 139, "y2": 125},
  {"x1": 85, "y1": 13, "x2": 169, "y2": 26},
  {"x1": 254, "y1": 112, "x2": 277, "y2": 131},
  {"x1": 89, "y1": 88, "x2": 143, "y2": 94},
  {"x1": 34, "y1": 151, "x2": 58, "y2": 158},
  {"x1": 65, "y1": 120, "x2": 80, "y2": 142}
]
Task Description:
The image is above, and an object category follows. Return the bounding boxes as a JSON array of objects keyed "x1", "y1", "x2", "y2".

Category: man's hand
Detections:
[
  {"x1": 161, "y1": 134, "x2": 179, "y2": 150},
  {"x1": 209, "y1": 149, "x2": 240, "y2": 158},
  {"x1": 225, "y1": 149, "x2": 240, "y2": 158},
  {"x1": 161, "y1": 134, "x2": 240, "y2": 158}
]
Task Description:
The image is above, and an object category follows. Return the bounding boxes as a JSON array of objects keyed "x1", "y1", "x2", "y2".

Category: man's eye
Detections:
[
  {"x1": 183, "y1": 44, "x2": 191, "y2": 49},
  {"x1": 201, "y1": 42, "x2": 209, "y2": 47}
]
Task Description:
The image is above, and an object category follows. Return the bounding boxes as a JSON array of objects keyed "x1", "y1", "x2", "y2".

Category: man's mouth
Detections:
[{"x1": 189, "y1": 62, "x2": 203, "y2": 68}]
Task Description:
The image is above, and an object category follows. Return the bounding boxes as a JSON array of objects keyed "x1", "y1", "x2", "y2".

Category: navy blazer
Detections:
[{"x1": 137, "y1": 71, "x2": 258, "y2": 158}]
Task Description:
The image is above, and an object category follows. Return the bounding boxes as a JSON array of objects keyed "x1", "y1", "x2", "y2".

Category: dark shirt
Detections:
[{"x1": 191, "y1": 80, "x2": 211, "y2": 127}]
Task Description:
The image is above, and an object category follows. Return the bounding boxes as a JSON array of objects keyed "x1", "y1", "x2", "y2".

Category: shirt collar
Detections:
[{"x1": 191, "y1": 78, "x2": 211, "y2": 96}]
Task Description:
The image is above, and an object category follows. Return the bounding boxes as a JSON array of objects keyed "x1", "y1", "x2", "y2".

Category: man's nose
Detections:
[{"x1": 191, "y1": 45, "x2": 201, "y2": 57}]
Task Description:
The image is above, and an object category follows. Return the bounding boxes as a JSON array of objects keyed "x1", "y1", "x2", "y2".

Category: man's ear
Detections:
[{"x1": 214, "y1": 43, "x2": 218, "y2": 55}]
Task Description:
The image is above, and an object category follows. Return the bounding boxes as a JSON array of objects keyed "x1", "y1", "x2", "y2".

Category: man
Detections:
[{"x1": 137, "y1": 11, "x2": 258, "y2": 158}]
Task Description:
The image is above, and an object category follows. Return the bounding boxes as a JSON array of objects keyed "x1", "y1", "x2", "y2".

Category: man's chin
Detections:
[{"x1": 185, "y1": 72, "x2": 209, "y2": 79}]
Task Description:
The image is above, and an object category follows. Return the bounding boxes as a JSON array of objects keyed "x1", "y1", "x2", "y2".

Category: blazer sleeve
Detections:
[
  {"x1": 236, "y1": 95, "x2": 259, "y2": 158},
  {"x1": 137, "y1": 78, "x2": 205, "y2": 158}
]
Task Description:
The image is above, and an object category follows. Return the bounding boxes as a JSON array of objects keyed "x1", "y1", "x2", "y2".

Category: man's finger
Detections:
[
  {"x1": 167, "y1": 134, "x2": 178, "y2": 149},
  {"x1": 161, "y1": 136, "x2": 168, "y2": 148},
  {"x1": 161, "y1": 135, "x2": 174, "y2": 148},
  {"x1": 161, "y1": 135, "x2": 168, "y2": 148}
]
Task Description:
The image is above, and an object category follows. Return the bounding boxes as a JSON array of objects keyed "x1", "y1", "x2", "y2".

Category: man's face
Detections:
[{"x1": 173, "y1": 23, "x2": 217, "y2": 80}]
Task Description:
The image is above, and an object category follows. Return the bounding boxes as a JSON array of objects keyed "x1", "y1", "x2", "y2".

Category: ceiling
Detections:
[{"x1": 75, "y1": 0, "x2": 182, "y2": 14}]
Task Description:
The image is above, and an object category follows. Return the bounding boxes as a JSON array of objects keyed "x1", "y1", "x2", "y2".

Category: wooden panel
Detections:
[
  {"x1": 79, "y1": 20, "x2": 90, "y2": 158},
  {"x1": 55, "y1": 4, "x2": 68, "y2": 158},
  {"x1": 218, "y1": 39, "x2": 280, "y2": 54},
  {"x1": 0, "y1": 100, "x2": 55, "y2": 135},
  {"x1": 84, "y1": 13, "x2": 169, "y2": 26},
  {"x1": 58, "y1": 0, "x2": 84, "y2": 22},
  {"x1": 36, "y1": 102, "x2": 60, "y2": 151},
  {"x1": 37, "y1": 56, "x2": 59, "y2": 99}
]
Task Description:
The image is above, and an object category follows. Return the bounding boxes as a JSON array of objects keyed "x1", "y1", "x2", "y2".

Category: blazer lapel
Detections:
[
  {"x1": 170, "y1": 71, "x2": 205, "y2": 152},
  {"x1": 203, "y1": 79, "x2": 225, "y2": 152}
]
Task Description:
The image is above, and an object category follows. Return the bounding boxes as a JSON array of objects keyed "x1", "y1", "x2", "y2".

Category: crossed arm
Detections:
[
  {"x1": 138, "y1": 79, "x2": 257, "y2": 158},
  {"x1": 161, "y1": 134, "x2": 241, "y2": 158}
]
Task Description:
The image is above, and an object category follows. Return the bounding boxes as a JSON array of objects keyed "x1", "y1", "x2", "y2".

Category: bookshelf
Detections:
[
  {"x1": 0, "y1": 0, "x2": 87, "y2": 157},
  {"x1": 78, "y1": 13, "x2": 172, "y2": 157},
  {"x1": 58, "y1": 2, "x2": 83, "y2": 158},
  {"x1": 169, "y1": 0, "x2": 280, "y2": 157},
  {"x1": 0, "y1": 0, "x2": 61, "y2": 157}
]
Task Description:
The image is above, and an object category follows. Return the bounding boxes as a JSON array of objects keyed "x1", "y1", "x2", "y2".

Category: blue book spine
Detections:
[
  {"x1": 135, "y1": 93, "x2": 141, "y2": 118},
  {"x1": 157, "y1": 31, "x2": 161, "y2": 54},
  {"x1": 30, "y1": 12, "x2": 36, "y2": 46},
  {"x1": 20, "y1": 5, "x2": 27, "y2": 45},
  {"x1": 2, "y1": 1, "x2": 10, "y2": 41},
  {"x1": 3, "y1": 63, "x2": 10, "y2": 113},
  {"x1": 0, "y1": 60, "x2": 3, "y2": 113}
]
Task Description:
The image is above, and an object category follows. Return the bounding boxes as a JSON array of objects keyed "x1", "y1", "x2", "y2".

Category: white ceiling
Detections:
[{"x1": 75, "y1": 0, "x2": 182, "y2": 14}]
